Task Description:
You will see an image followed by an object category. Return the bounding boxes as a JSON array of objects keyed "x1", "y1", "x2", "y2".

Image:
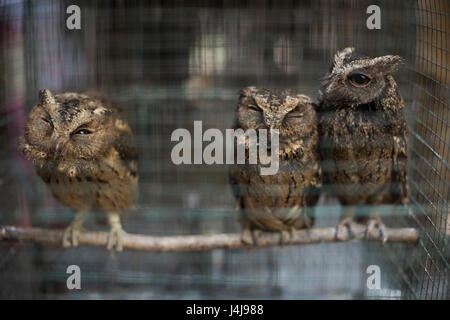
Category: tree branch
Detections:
[{"x1": 0, "y1": 224, "x2": 419, "y2": 252}]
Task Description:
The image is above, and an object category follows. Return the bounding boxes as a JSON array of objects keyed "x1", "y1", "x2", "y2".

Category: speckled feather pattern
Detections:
[
  {"x1": 318, "y1": 48, "x2": 409, "y2": 219},
  {"x1": 18, "y1": 91, "x2": 138, "y2": 216},
  {"x1": 230, "y1": 87, "x2": 322, "y2": 232}
]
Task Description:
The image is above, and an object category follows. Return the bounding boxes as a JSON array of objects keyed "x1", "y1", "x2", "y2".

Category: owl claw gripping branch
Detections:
[{"x1": 18, "y1": 89, "x2": 138, "y2": 252}]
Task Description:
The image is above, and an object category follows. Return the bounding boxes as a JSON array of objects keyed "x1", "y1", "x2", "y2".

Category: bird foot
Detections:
[
  {"x1": 107, "y1": 224, "x2": 126, "y2": 252},
  {"x1": 241, "y1": 228, "x2": 264, "y2": 246},
  {"x1": 365, "y1": 219, "x2": 388, "y2": 244},
  {"x1": 62, "y1": 223, "x2": 85, "y2": 248},
  {"x1": 335, "y1": 217, "x2": 357, "y2": 241},
  {"x1": 279, "y1": 228, "x2": 296, "y2": 245}
]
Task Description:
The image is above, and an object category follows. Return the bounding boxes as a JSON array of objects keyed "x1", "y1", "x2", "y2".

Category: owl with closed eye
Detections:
[
  {"x1": 317, "y1": 47, "x2": 409, "y2": 243},
  {"x1": 18, "y1": 89, "x2": 138, "y2": 251},
  {"x1": 229, "y1": 87, "x2": 321, "y2": 245}
]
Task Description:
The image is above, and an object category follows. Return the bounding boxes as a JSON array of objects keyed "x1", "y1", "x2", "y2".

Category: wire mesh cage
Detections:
[{"x1": 0, "y1": 0, "x2": 448, "y2": 299}]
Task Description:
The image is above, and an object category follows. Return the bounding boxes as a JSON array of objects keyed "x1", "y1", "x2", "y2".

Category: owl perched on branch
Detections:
[
  {"x1": 18, "y1": 89, "x2": 138, "y2": 251},
  {"x1": 230, "y1": 87, "x2": 322, "y2": 245},
  {"x1": 317, "y1": 47, "x2": 408, "y2": 243}
]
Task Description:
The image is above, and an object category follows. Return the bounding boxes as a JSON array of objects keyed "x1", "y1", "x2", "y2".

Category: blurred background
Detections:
[{"x1": 0, "y1": 0, "x2": 448, "y2": 299}]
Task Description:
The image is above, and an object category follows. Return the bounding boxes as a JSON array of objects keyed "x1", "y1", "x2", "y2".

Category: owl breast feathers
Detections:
[
  {"x1": 229, "y1": 87, "x2": 322, "y2": 233},
  {"x1": 18, "y1": 89, "x2": 138, "y2": 214}
]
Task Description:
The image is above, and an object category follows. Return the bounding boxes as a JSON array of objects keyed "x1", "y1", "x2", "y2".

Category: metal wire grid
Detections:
[
  {"x1": 388, "y1": 0, "x2": 449, "y2": 300},
  {"x1": 0, "y1": 0, "x2": 447, "y2": 299}
]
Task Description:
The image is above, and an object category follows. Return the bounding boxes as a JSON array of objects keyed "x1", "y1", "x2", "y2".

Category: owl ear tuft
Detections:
[
  {"x1": 334, "y1": 47, "x2": 355, "y2": 71},
  {"x1": 239, "y1": 86, "x2": 257, "y2": 98},
  {"x1": 39, "y1": 89, "x2": 56, "y2": 106},
  {"x1": 372, "y1": 55, "x2": 404, "y2": 74}
]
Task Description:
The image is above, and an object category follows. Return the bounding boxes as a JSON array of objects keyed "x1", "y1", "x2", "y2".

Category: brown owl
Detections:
[
  {"x1": 18, "y1": 89, "x2": 138, "y2": 251},
  {"x1": 317, "y1": 47, "x2": 408, "y2": 243},
  {"x1": 229, "y1": 87, "x2": 322, "y2": 245}
]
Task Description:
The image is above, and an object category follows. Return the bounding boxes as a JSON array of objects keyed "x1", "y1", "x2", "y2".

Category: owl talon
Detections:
[
  {"x1": 280, "y1": 230, "x2": 290, "y2": 245},
  {"x1": 107, "y1": 213, "x2": 126, "y2": 252},
  {"x1": 279, "y1": 228, "x2": 296, "y2": 245},
  {"x1": 366, "y1": 219, "x2": 388, "y2": 244},
  {"x1": 107, "y1": 225, "x2": 126, "y2": 252},
  {"x1": 335, "y1": 217, "x2": 357, "y2": 241},
  {"x1": 241, "y1": 228, "x2": 253, "y2": 245},
  {"x1": 62, "y1": 224, "x2": 85, "y2": 248},
  {"x1": 241, "y1": 228, "x2": 263, "y2": 246}
]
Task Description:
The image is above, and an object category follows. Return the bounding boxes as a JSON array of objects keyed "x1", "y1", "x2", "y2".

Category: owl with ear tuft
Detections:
[
  {"x1": 18, "y1": 89, "x2": 138, "y2": 251},
  {"x1": 229, "y1": 87, "x2": 322, "y2": 245},
  {"x1": 317, "y1": 47, "x2": 409, "y2": 243}
]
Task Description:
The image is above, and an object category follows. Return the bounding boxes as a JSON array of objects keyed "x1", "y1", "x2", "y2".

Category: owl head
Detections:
[
  {"x1": 20, "y1": 89, "x2": 128, "y2": 163},
  {"x1": 236, "y1": 87, "x2": 317, "y2": 153},
  {"x1": 319, "y1": 47, "x2": 403, "y2": 106}
]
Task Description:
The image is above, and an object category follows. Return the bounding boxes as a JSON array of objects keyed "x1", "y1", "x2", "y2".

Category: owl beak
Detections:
[
  {"x1": 318, "y1": 89, "x2": 324, "y2": 101},
  {"x1": 268, "y1": 120, "x2": 283, "y2": 130},
  {"x1": 53, "y1": 142, "x2": 63, "y2": 159},
  {"x1": 263, "y1": 110, "x2": 283, "y2": 129},
  {"x1": 325, "y1": 82, "x2": 335, "y2": 94},
  {"x1": 266, "y1": 123, "x2": 279, "y2": 130},
  {"x1": 263, "y1": 117, "x2": 280, "y2": 130}
]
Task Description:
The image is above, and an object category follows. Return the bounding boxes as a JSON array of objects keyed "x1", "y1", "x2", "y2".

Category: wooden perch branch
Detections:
[{"x1": 0, "y1": 224, "x2": 419, "y2": 252}]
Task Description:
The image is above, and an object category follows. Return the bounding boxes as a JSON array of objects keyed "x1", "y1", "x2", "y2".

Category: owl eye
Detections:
[
  {"x1": 348, "y1": 73, "x2": 371, "y2": 87},
  {"x1": 41, "y1": 117, "x2": 52, "y2": 126},
  {"x1": 248, "y1": 105, "x2": 260, "y2": 111},
  {"x1": 73, "y1": 129, "x2": 92, "y2": 135}
]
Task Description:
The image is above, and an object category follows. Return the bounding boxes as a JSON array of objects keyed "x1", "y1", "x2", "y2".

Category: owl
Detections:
[
  {"x1": 229, "y1": 87, "x2": 322, "y2": 245},
  {"x1": 317, "y1": 47, "x2": 408, "y2": 243},
  {"x1": 18, "y1": 89, "x2": 138, "y2": 251}
]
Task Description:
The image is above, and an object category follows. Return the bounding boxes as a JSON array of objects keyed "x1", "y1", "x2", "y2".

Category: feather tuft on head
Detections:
[
  {"x1": 333, "y1": 47, "x2": 355, "y2": 73},
  {"x1": 39, "y1": 89, "x2": 56, "y2": 106}
]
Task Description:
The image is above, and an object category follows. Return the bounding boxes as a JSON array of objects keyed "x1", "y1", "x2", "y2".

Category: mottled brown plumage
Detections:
[
  {"x1": 317, "y1": 47, "x2": 408, "y2": 242},
  {"x1": 18, "y1": 89, "x2": 138, "y2": 251},
  {"x1": 230, "y1": 87, "x2": 321, "y2": 244}
]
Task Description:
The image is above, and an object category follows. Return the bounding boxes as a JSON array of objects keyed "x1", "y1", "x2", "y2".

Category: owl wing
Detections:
[
  {"x1": 229, "y1": 120, "x2": 247, "y2": 209},
  {"x1": 392, "y1": 120, "x2": 409, "y2": 206},
  {"x1": 229, "y1": 165, "x2": 285, "y2": 230},
  {"x1": 85, "y1": 93, "x2": 138, "y2": 173},
  {"x1": 229, "y1": 165, "x2": 248, "y2": 210},
  {"x1": 96, "y1": 116, "x2": 139, "y2": 214},
  {"x1": 114, "y1": 122, "x2": 139, "y2": 179}
]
